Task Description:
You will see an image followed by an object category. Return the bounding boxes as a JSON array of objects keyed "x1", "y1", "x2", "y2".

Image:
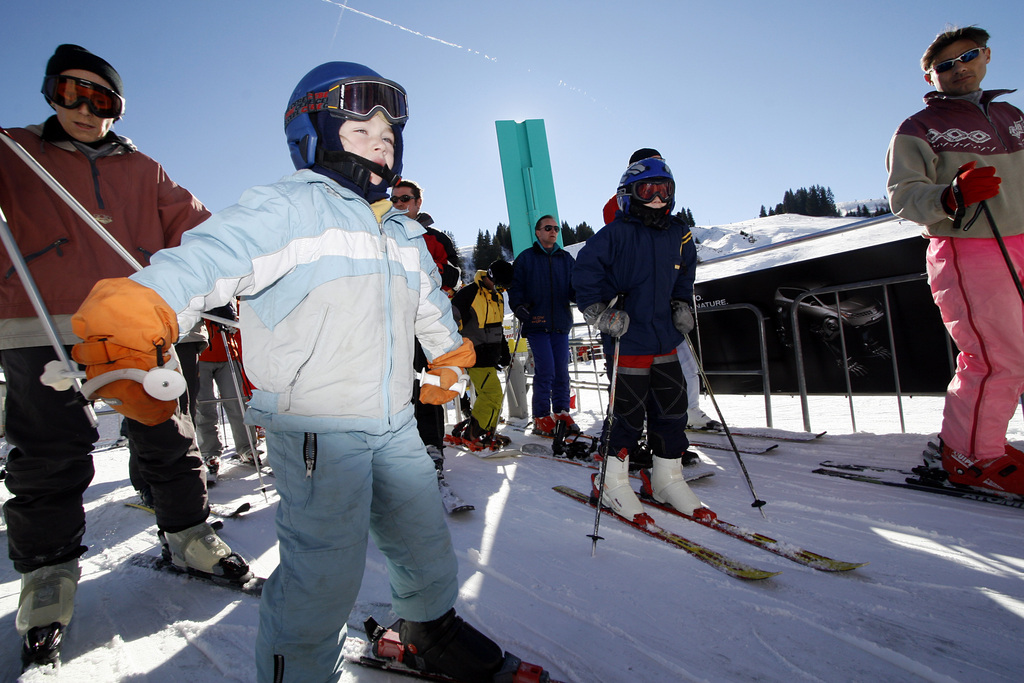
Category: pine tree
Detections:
[
  {"x1": 759, "y1": 205, "x2": 768, "y2": 218},
  {"x1": 561, "y1": 221, "x2": 576, "y2": 246},
  {"x1": 575, "y1": 222, "x2": 594, "y2": 242}
]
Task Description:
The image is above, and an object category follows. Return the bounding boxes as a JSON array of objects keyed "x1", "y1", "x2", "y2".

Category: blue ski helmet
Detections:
[
  {"x1": 615, "y1": 157, "x2": 676, "y2": 217},
  {"x1": 284, "y1": 62, "x2": 408, "y2": 188}
]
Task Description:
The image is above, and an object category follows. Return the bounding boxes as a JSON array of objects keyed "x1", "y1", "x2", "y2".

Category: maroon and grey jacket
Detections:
[
  {"x1": 886, "y1": 89, "x2": 1024, "y2": 239},
  {"x1": 0, "y1": 119, "x2": 209, "y2": 349}
]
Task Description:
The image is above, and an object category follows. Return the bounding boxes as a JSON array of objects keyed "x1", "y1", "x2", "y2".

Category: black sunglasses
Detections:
[
  {"x1": 538, "y1": 225, "x2": 559, "y2": 232},
  {"x1": 931, "y1": 47, "x2": 985, "y2": 75},
  {"x1": 391, "y1": 194, "x2": 416, "y2": 203}
]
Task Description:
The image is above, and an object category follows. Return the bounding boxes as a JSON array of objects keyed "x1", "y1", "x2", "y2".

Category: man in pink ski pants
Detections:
[{"x1": 886, "y1": 25, "x2": 1024, "y2": 495}]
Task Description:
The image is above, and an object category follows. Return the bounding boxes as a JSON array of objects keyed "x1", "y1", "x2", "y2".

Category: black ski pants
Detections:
[
  {"x1": 607, "y1": 352, "x2": 690, "y2": 460},
  {"x1": 1, "y1": 343, "x2": 208, "y2": 573},
  {"x1": 412, "y1": 340, "x2": 446, "y2": 453}
]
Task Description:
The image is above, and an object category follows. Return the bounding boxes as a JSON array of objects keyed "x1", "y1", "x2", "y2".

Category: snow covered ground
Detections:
[
  {"x1": 4, "y1": 215, "x2": 1023, "y2": 682},
  {"x1": 3, "y1": 387, "x2": 1024, "y2": 683}
]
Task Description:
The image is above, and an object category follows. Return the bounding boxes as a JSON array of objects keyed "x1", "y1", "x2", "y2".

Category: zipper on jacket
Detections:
[
  {"x1": 303, "y1": 432, "x2": 317, "y2": 478},
  {"x1": 4, "y1": 237, "x2": 69, "y2": 279},
  {"x1": 88, "y1": 157, "x2": 106, "y2": 209}
]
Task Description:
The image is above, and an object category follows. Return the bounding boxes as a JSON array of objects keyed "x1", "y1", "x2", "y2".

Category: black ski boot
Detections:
[{"x1": 399, "y1": 609, "x2": 506, "y2": 681}]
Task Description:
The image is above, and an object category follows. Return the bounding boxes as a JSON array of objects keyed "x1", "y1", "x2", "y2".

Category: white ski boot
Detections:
[
  {"x1": 648, "y1": 456, "x2": 716, "y2": 520},
  {"x1": 17, "y1": 558, "x2": 80, "y2": 668},
  {"x1": 159, "y1": 522, "x2": 251, "y2": 582},
  {"x1": 593, "y1": 449, "x2": 654, "y2": 526},
  {"x1": 687, "y1": 409, "x2": 722, "y2": 431}
]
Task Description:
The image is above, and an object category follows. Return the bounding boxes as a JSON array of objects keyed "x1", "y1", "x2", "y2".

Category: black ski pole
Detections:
[
  {"x1": 979, "y1": 200, "x2": 1024, "y2": 305},
  {"x1": 588, "y1": 294, "x2": 626, "y2": 556},
  {"x1": 684, "y1": 334, "x2": 768, "y2": 517},
  {"x1": 589, "y1": 334, "x2": 621, "y2": 556}
]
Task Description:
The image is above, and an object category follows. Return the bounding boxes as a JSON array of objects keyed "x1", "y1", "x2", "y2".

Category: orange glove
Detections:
[
  {"x1": 420, "y1": 338, "x2": 476, "y2": 405},
  {"x1": 72, "y1": 278, "x2": 181, "y2": 425}
]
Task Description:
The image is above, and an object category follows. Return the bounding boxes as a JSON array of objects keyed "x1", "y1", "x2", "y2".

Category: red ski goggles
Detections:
[
  {"x1": 631, "y1": 179, "x2": 675, "y2": 203},
  {"x1": 285, "y1": 78, "x2": 409, "y2": 127},
  {"x1": 42, "y1": 75, "x2": 125, "y2": 119}
]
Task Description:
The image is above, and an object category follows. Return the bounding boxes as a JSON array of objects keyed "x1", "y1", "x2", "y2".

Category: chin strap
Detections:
[
  {"x1": 630, "y1": 203, "x2": 673, "y2": 229},
  {"x1": 315, "y1": 149, "x2": 397, "y2": 192}
]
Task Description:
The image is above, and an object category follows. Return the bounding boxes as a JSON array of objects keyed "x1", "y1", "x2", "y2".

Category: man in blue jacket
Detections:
[
  {"x1": 574, "y1": 157, "x2": 716, "y2": 523},
  {"x1": 509, "y1": 215, "x2": 576, "y2": 436}
]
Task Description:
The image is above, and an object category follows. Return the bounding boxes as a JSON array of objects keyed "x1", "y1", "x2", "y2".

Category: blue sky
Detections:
[{"x1": 3, "y1": 0, "x2": 1022, "y2": 250}]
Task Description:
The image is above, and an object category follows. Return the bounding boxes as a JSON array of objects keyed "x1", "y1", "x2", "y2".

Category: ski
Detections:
[
  {"x1": 520, "y1": 444, "x2": 715, "y2": 482},
  {"x1": 124, "y1": 500, "x2": 252, "y2": 528},
  {"x1": 818, "y1": 460, "x2": 914, "y2": 475},
  {"x1": 689, "y1": 426, "x2": 826, "y2": 443},
  {"x1": 635, "y1": 492, "x2": 866, "y2": 571},
  {"x1": 812, "y1": 467, "x2": 1024, "y2": 509},
  {"x1": 437, "y1": 472, "x2": 474, "y2": 514},
  {"x1": 443, "y1": 433, "x2": 520, "y2": 458},
  {"x1": 126, "y1": 552, "x2": 265, "y2": 596},
  {"x1": 688, "y1": 437, "x2": 778, "y2": 455},
  {"x1": 342, "y1": 617, "x2": 565, "y2": 683},
  {"x1": 553, "y1": 486, "x2": 780, "y2": 580}
]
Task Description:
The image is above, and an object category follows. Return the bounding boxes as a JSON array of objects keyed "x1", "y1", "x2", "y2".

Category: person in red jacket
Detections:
[
  {"x1": 0, "y1": 44, "x2": 248, "y2": 667},
  {"x1": 194, "y1": 301, "x2": 260, "y2": 478},
  {"x1": 392, "y1": 180, "x2": 462, "y2": 470}
]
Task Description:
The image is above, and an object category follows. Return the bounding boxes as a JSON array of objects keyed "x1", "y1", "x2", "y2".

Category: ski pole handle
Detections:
[{"x1": 416, "y1": 367, "x2": 470, "y2": 397}]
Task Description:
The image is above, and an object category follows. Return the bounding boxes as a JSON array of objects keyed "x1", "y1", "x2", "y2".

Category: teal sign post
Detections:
[{"x1": 494, "y1": 119, "x2": 560, "y2": 259}]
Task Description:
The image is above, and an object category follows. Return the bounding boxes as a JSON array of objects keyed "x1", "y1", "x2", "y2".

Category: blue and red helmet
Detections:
[
  {"x1": 284, "y1": 62, "x2": 408, "y2": 195},
  {"x1": 615, "y1": 157, "x2": 676, "y2": 217}
]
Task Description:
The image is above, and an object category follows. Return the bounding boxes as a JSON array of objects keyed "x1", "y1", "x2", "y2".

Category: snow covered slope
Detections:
[{"x1": 3, "y1": 391, "x2": 1024, "y2": 682}]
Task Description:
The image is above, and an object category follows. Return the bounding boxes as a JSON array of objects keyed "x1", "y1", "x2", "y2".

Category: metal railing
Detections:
[
  {"x1": 692, "y1": 303, "x2": 773, "y2": 427},
  {"x1": 787, "y1": 273, "x2": 953, "y2": 432}
]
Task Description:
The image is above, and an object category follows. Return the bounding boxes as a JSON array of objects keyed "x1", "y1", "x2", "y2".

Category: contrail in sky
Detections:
[
  {"x1": 321, "y1": 0, "x2": 497, "y2": 61},
  {"x1": 318, "y1": 0, "x2": 601, "y2": 106}
]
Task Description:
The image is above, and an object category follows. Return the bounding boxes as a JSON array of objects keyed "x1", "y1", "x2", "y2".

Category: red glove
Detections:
[
  {"x1": 420, "y1": 339, "x2": 476, "y2": 405},
  {"x1": 72, "y1": 278, "x2": 181, "y2": 425},
  {"x1": 942, "y1": 161, "x2": 1001, "y2": 214}
]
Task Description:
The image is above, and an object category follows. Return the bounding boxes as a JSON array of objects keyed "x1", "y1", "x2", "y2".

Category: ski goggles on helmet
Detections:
[
  {"x1": 630, "y1": 178, "x2": 675, "y2": 203},
  {"x1": 930, "y1": 47, "x2": 985, "y2": 74},
  {"x1": 42, "y1": 75, "x2": 125, "y2": 119},
  {"x1": 285, "y1": 77, "x2": 408, "y2": 127}
]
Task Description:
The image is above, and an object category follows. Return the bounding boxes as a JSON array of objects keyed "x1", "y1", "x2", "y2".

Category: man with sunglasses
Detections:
[
  {"x1": 0, "y1": 44, "x2": 249, "y2": 667},
  {"x1": 392, "y1": 180, "x2": 462, "y2": 474},
  {"x1": 508, "y1": 215, "x2": 577, "y2": 437},
  {"x1": 887, "y1": 26, "x2": 1024, "y2": 496},
  {"x1": 575, "y1": 157, "x2": 716, "y2": 524}
]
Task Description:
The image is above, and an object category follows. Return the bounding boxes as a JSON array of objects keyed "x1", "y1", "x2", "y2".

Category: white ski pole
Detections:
[{"x1": 0, "y1": 206, "x2": 97, "y2": 427}]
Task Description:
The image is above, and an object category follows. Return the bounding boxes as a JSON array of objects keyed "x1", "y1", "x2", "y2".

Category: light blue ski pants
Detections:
[{"x1": 255, "y1": 423, "x2": 459, "y2": 683}]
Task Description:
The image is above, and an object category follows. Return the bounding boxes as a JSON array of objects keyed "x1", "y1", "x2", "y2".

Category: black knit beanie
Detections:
[{"x1": 45, "y1": 44, "x2": 123, "y2": 98}]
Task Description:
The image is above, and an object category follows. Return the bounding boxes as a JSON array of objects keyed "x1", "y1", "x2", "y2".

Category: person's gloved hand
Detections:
[
  {"x1": 514, "y1": 305, "x2": 531, "y2": 323},
  {"x1": 72, "y1": 278, "x2": 181, "y2": 425},
  {"x1": 671, "y1": 299, "x2": 695, "y2": 335},
  {"x1": 583, "y1": 302, "x2": 629, "y2": 338},
  {"x1": 499, "y1": 342, "x2": 512, "y2": 369},
  {"x1": 942, "y1": 161, "x2": 1001, "y2": 215},
  {"x1": 420, "y1": 339, "x2": 476, "y2": 405},
  {"x1": 205, "y1": 303, "x2": 237, "y2": 334}
]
